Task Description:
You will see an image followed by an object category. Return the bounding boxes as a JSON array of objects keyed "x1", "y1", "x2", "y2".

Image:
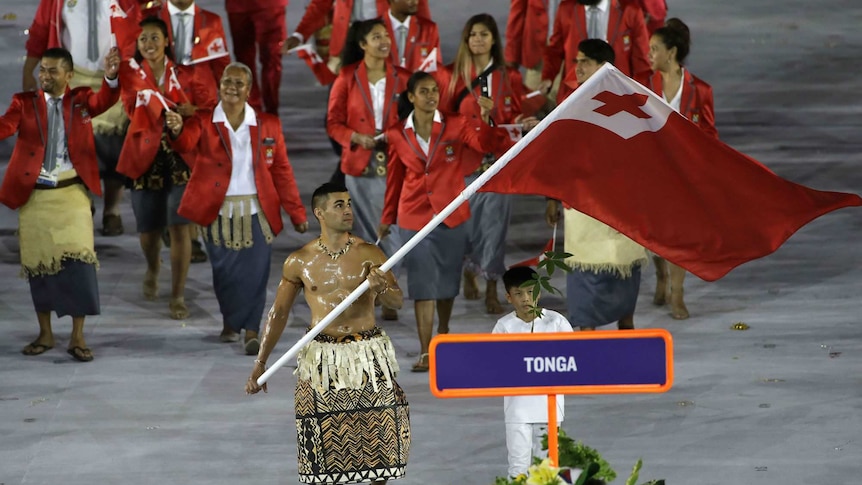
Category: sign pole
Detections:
[{"x1": 547, "y1": 394, "x2": 558, "y2": 466}]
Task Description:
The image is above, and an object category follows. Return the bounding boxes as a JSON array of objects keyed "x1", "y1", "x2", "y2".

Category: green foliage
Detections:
[
  {"x1": 538, "y1": 428, "x2": 617, "y2": 483},
  {"x1": 519, "y1": 251, "x2": 573, "y2": 319}
]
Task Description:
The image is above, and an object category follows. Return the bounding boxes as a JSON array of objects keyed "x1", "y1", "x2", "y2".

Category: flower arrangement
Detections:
[{"x1": 493, "y1": 429, "x2": 664, "y2": 485}]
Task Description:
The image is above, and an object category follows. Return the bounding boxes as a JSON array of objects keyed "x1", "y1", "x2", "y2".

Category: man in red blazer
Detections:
[
  {"x1": 283, "y1": 0, "x2": 431, "y2": 73},
  {"x1": 225, "y1": 0, "x2": 287, "y2": 115},
  {"x1": 154, "y1": 0, "x2": 231, "y2": 90},
  {"x1": 382, "y1": 0, "x2": 441, "y2": 72},
  {"x1": 168, "y1": 62, "x2": 308, "y2": 354},
  {"x1": 505, "y1": 0, "x2": 567, "y2": 90},
  {"x1": 1, "y1": 47, "x2": 121, "y2": 362},
  {"x1": 24, "y1": 0, "x2": 141, "y2": 237},
  {"x1": 539, "y1": 0, "x2": 650, "y2": 104}
]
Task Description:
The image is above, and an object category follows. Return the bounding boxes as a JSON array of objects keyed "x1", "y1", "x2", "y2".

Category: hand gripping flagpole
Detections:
[{"x1": 257, "y1": 65, "x2": 613, "y2": 386}]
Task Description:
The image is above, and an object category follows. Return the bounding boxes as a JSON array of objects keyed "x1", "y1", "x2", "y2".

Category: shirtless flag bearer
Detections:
[{"x1": 246, "y1": 182, "x2": 410, "y2": 485}]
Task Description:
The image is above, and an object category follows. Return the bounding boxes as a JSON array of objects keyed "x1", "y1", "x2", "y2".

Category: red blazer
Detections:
[
  {"x1": 382, "y1": 111, "x2": 511, "y2": 231},
  {"x1": 171, "y1": 107, "x2": 307, "y2": 233},
  {"x1": 294, "y1": 0, "x2": 432, "y2": 60},
  {"x1": 225, "y1": 0, "x2": 288, "y2": 13},
  {"x1": 156, "y1": 5, "x2": 231, "y2": 85},
  {"x1": 542, "y1": 0, "x2": 650, "y2": 103},
  {"x1": 26, "y1": 0, "x2": 140, "y2": 59},
  {"x1": 0, "y1": 82, "x2": 120, "y2": 209},
  {"x1": 116, "y1": 58, "x2": 218, "y2": 180},
  {"x1": 381, "y1": 14, "x2": 441, "y2": 72},
  {"x1": 443, "y1": 64, "x2": 525, "y2": 173},
  {"x1": 505, "y1": 0, "x2": 555, "y2": 70},
  {"x1": 640, "y1": 69, "x2": 718, "y2": 139},
  {"x1": 327, "y1": 61, "x2": 410, "y2": 176}
]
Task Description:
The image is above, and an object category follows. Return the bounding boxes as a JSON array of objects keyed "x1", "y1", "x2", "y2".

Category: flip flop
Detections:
[
  {"x1": 411, "y1": 353, "x2": 430, "y2": 373},
  {"x1": 22, "y1": 342, "x2": 53, "y2": 356},
  {"x1": 67, "y1": 346, "x2": 94, "y2": 362}
]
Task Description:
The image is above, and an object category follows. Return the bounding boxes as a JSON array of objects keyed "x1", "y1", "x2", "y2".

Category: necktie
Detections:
[
  {"x1": 175, "y1": 13, "x2": 189, "y2": 63},
  {"x1": 587, "y1": 6, "x2": 600, "y2": 39},
  {"x1": 397, "y1": 25, "x2": 408, "y2": 66},
  {"x1": 87, "y1": 0, "x2": 99, "y2": 62},
  {"x1": 43, "y1": 98, "x2": 64, "y2": 176}
]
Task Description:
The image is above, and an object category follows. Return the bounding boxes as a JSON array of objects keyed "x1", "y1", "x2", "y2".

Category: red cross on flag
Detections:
[
  {"x1": 108, "y1": 0, "x2": 138, "y2": 58},
  {"x1": 479, "y1": 64, "x2": 862, "y2": 281}
]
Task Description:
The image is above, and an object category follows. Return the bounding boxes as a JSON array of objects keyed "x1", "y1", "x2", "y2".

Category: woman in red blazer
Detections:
[
  {"x1": 642, "y1": 18, "x2": 718, "y2": 320},
  {"x1": 168, "y1": 63, "x2": 307, "y2": 352},
  {"x1": 377, "y1": 71, "x2": 511, "y2": 372},
  {"x1": 117, "y1": 16, "x2": 217, "y2": 321},
  {"x1": 327, "y1": 19, "x2": 410, "y2": 320},
  {"x1": 443, "y1": 14, "x2": 535, "y2": 315}
]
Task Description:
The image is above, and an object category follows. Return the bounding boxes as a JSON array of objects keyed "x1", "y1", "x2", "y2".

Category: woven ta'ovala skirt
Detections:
[{"x1": 294, "y1": 327, "x2": 410, "y2": 484}]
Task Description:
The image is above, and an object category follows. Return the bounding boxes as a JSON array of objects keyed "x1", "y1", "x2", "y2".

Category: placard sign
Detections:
[{"x1": 429, "y1": 329, "x2": 673, "y2": 398}]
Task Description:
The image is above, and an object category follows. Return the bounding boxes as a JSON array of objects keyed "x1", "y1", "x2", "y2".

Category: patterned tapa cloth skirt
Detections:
[
  {"x1": 400, "y1": 223, "x2": 467, "y2": 300},
  {"x1": 464, "y1": 172, "x2": 511, "y2": 281},
  {"x1": 19, "y1": 181, "x2": 100, "y2": 317},
  {"x1": 295, "y1": 327, "x2": 410, "y2": 484},
  {"x1": 566, "y1": 266, "x2": 641, "y2": 328},
  {"x1": 202, "y1": 200, "x2": 275, "y2": 334}
]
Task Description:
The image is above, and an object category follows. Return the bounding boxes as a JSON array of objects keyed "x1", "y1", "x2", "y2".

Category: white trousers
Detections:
[{"x1": 505, "y1": 422, "x2": 558, "y2": 478}]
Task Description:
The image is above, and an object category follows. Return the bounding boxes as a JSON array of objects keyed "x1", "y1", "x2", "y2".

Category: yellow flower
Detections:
[{"x1": 526, "y1": 458, "x2": 563, "y2": 485}]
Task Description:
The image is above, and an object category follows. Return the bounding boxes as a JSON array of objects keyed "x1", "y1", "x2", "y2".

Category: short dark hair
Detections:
[
  {"x1": 43, "y1": 47, "x2": 74, "y2": 71},
  {"x1": 311, "y1": 182, "x2": 349, "y2": 212},
  {"x1": 502, "y1": 266, "x2": 538, "y2": 293},
  {"x1": 577, "y1": 38, "x2": 615, "y2": 65},
  {"x1": 653, "y1": 18, "x2": 691, "y2": 65}
]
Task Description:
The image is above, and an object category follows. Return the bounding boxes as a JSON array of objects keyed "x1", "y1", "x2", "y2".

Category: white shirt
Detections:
[
  {"x1": 168, "y1": 1, "x2": 196, "y2": 64},
  {"x1": 61, "y1": 0, "x2": 113, "y2": 73},
  {"x1": 404, "y1": 109, "x2": 442, "y2": 156},
  {"x1": 369, "y1": 77, "x2": 387, "y2": 131},
  {"x1": 388, "y1": 11, "x2": 411, "y2": 66},
  {"x1": 41, "y1": 76, "x2": 118, "y2": 175},
  {"x1": 665, "y1": 68, "x2": 685, "y2": 113},
  {"x1": 492, "y1": 309, "x2": 573, "y2": 423},
  {"x1": 586, "y1": 0, "x2": 611, "y2": 42},
  {"x1": 352, "y1": 0, "x2": 378, "y2": 21},
  {"x1": 213, "y1": 102, "x2": 260, "y2": 215}
]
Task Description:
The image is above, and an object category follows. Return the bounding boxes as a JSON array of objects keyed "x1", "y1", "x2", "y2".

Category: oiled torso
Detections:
[{"x1": 290, "y1": 238, "x2": 382, "y2": 337}]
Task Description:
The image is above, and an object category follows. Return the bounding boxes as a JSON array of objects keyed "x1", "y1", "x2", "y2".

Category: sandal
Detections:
[
  {"x1": 67, "y1": 346, "x2": 94, "y2": 362},
  {"x1": 101, "y1": 214, "x2": 124, "y2": 236},
  {"x1": 22, "y1": 342, "x2": 53, "y2": 356},
  {"x1": 411, "y1": 353, "x2": 429, "y2": 373}
]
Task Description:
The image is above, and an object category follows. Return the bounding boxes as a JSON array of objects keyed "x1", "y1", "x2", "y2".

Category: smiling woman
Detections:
[
  {"x1": 115, "y1": 15, "x2": 218, "y2": 322},
  {"x1": 326, "y1": 19, "x2": 413, "y2": 322}
]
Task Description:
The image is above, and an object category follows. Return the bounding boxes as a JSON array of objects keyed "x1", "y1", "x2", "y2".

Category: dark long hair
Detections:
[
  {"x1": 448, "y1": 14, "x2": 505, "y2": 100},
  {"x1": 397, "y1": 71, "x2": 436, "y2": 121},
  {"x1": 134, "y1": 16, "x2": 175, "y2": 63},
  {"x1": 340, "y1": 18, "x2": 386, "y2": 67},
  {"x1": 653, "y1": 18, "x2": 691, "y2": 65}
]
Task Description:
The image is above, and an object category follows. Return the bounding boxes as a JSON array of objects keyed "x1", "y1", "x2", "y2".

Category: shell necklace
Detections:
[{"x1": 318, "y1": 236, "x2": 354, "y2": 260}]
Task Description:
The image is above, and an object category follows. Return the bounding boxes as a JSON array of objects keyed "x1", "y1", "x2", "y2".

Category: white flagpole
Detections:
[{"x1": 257, "y1": 65, "x2": 614, "y2": 385}]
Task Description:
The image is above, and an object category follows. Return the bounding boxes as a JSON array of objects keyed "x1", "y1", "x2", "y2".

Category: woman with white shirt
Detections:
[
  {"x1": 641, "y1": 18, "x2": 718, "y2": 320},
  {"x1": 442, "y1": 14, "x2": 537, "y2": 315},
  {"x1": 167, "y1": 62, "x2": 308, "y2": 353},
  {"x1": 327, "y1": 19, "x2": 411, "y2": 320},
  {"x1": 378, "y1": 71, "x2": 511, "y2": 371},
  {"x1": 117, "y1": 16, "x2": 216, "y2": 320}
]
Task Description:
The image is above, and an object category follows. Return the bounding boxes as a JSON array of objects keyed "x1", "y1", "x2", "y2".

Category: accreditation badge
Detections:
[
  {"x1": 420, "y1": 47, "x2": 428, "y2": 57},
  {"x1": 263, "y1": 137, "x2": 276, "y2": 166},
  {"x1": 623, "y1": 35, "x2": 631, "y2": 49},
  {"x1": 445, "y1": 145, "x2": 455, "y2": 162},
  {"x1": 692, "y1": 114, "x2": 700, "y2": 124}
]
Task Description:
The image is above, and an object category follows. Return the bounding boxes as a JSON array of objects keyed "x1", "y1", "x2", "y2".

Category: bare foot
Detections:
[
  {"x1": 169, "y1": 297, "x2": 189, "y2": 320},
  {"x1": 462, "y1": 269, "x2": 480, "y2": 300},
  {"x1": 143, "y1": 269, "x2": 159, "y2": 301},
  {"x1": 670, "y1": 294, "x2": 690, "y2": 320},
  {"x1": 381, "y1": 306, "x2": 398, "y2": 321}
]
